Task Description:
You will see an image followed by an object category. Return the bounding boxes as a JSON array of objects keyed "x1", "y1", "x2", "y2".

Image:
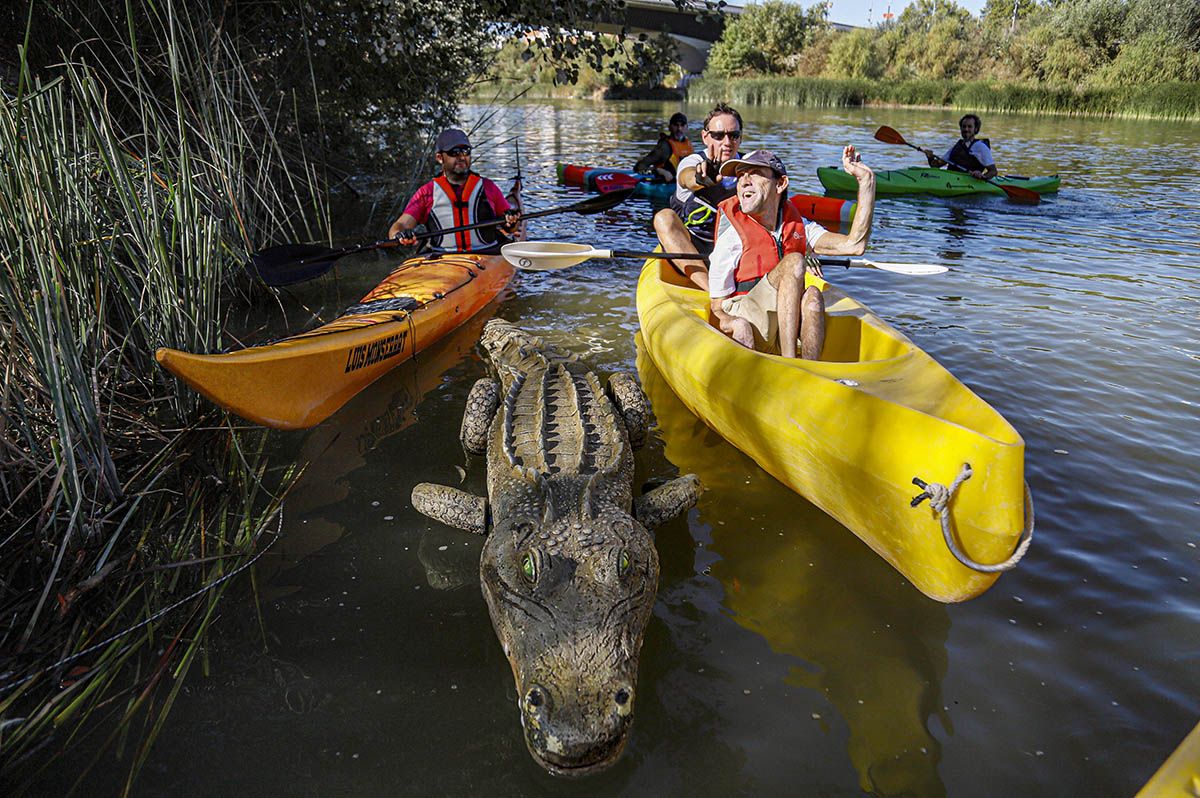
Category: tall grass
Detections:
[
  {"x1": 689, "y1": 76, "x2": 1200, "y2": 120},
  {"x1": 0, "y1": 1, "x2": 325, "y2": 788}
]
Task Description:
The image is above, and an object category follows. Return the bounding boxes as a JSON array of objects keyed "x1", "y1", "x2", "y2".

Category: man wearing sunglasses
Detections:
[
  {"x1": 652, "y1": 103, "x2": 746, "y2": 290},
  {"x1": 388, "y1": 128, "x2": 522, "y2": 253},
  {"x1": 708, "y1": 147, "x2": 875, "y2": 360}
]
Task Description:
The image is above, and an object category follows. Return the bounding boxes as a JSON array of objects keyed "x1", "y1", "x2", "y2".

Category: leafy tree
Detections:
[
  {"x1": 1094, "y1": 32, "x2": 1200, "y2": 84},
  {"x1": 823, "y1": 29, "x2": 883, "y2": 79},
  {"x1": 705, "y1": 0, "x2": 830, "y2": 77},
  {"x1": 4, "y1": 0, "x2": 704, "y2": 172}
]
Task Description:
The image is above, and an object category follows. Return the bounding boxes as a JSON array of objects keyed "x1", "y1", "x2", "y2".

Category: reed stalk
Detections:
[{"x1": 0, "y1": 0, "x2": 325, "y2": 788}]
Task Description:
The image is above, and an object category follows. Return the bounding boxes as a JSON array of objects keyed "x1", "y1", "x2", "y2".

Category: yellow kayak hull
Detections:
[
  {"x1": 157, "y1": 253, "x2": 513, "y2": 430},
  {"x1": 635, "y1": 257, "x2": 1030, "y2": 603},
  {"x1": 1136, "y1": 720, "x2": 1200, "y2": 797}
]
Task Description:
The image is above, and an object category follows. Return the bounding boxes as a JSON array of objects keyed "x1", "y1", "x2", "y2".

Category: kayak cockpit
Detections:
[{"x1": 652, "y1": 258, "x2": 1021, "y2": 445}]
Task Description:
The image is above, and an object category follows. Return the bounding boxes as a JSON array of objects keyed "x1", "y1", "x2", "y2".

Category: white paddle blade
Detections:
[
  {"x1": 501, "y1": 242, "x2": 604, "y2": 271},
  {"x1": 853, "y1": 259, "x2": 948, "y2": 275}
]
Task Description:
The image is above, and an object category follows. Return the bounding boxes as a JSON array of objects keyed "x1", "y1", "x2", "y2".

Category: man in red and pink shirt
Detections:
[{"x1": 388, "y1": 128, "x2": 521, "y2": 254}]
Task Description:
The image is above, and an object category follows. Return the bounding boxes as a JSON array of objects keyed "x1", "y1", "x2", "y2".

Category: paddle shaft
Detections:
[
  {"x1": 255, "y1": 187, "x2": 635, "y2": 280},
  {"x1": 609, "y1": 250, "x2": 856, "y2": 268}
]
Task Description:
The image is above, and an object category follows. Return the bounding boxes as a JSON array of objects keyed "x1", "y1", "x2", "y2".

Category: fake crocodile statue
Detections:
[{"x1": 412, "y1": 319, "x2": 700, "y2": 776}]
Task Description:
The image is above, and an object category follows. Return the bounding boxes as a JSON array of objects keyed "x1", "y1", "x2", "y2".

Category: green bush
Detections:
[
  {"x1": 824, "y1": 29, "x2": 883, "y2": 80},
  {"x1": 706, "y1": 0, "x2": 830, "y2": 78}
]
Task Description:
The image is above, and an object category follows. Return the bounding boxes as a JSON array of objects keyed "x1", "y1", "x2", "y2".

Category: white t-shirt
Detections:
[
  {"x1": 708, "y1": 209, "x2": 827, "y2": 299},
  {"x1": 673, "y1": 152, "x2": 738, "y2": 204},
  {"x1": 943, "y1": 139, "x2": 994, "y2": 168}
]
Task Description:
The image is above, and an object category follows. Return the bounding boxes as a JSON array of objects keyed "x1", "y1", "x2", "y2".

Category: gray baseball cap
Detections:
[
  {"x1": 718, "y1": 149, "x2": 787, "y2": 177},
  {"x1": 435, "y1": 128, "x2": 471, "y2": 152}
]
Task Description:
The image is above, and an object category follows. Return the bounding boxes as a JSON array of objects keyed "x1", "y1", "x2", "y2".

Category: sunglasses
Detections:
[
  {"x1": 704, "y1": 129, "x2": 742, "y2": 141},
  {"x1": 442, "y1": 146, "x2": 472, "y2": 157}
]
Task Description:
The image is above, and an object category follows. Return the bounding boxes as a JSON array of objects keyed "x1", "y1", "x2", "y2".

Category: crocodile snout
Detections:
[{"x1": 519, "y1": 680, "x2": 636, "y2": 776}]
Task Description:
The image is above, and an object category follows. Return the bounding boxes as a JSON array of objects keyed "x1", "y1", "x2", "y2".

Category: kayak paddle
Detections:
[
  {"x1": 500, "y1": 242, "x2": 948, "y2": 275},
  {"x1": 873, "y1": 126, "x2": 1041, "y2": 204},
  {"x1": 249, "y1": 188, "x2": 636, "y2": 287}
]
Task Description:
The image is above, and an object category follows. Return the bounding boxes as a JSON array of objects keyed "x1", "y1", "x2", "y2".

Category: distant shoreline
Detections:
[{"x1": 687, "y1": 77, "x2": 1200, "y2": 121}]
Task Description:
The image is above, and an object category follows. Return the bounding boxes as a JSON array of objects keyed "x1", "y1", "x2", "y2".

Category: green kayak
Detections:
[{"x1": 818, "y1": 166, "x2": 1060, "y2": 197}]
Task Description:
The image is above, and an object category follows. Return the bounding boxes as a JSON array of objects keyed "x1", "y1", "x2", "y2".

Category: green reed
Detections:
[
  {"x1": 689, "y1": 77, "x2": 1200, "y2": 120},
  {"x1": 0, "y1": 1, "x2": 324, "y2": 788}
]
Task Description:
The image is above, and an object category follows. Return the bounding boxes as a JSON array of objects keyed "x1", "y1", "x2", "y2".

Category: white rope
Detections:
[{"x1": 911, "y1": 463, "x2": 1034, "y2": 573}]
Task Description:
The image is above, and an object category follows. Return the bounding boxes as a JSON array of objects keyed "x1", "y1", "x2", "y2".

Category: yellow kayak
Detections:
[
  {"x1": 157, "y1": 253, "x2": 514, "y2": 429},
  {"x1": 635, "y1": 257, "x2": 1033, "y2": 602},
  {"x1": 1136, "y1": 720, "x2": 1200, "y2": 797}
]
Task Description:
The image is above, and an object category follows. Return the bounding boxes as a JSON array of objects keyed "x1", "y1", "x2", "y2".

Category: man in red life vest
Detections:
[
  {"x1": 708, "y1": 148, "x2": 876, "y2": 360},
  {"x1": 388, "y1": 128, "x2": 522, "y2": 253}
]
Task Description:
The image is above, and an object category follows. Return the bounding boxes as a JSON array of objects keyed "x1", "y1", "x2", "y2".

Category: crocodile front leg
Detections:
[
  {"x1": 634, "y1": 474, "x2": 701, "y2": 529},
  {"x1": 412, "y1": 483, "x2": 488, "y2": 535},
  {"x1": 460, "y1": 377, "x2": 501, "y2": 455},
  {"x1": 606, "y1": 372, "x2": 648, "y2": 450}
]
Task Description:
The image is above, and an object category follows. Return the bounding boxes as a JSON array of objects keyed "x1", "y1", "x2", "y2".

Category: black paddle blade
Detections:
[
  {"x1": 248, "y1": 244, "x2": 345, "y2": 286},
  {"x1": 571, "y1": 187, "x2": 636, "y2": 213}
]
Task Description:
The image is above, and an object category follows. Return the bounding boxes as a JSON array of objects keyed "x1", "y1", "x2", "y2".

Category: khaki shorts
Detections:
[{"x1": 721, "y1": 275, "x2": 779, "y2": 352}]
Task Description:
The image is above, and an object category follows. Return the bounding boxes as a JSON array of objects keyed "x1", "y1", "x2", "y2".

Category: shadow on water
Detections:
[
  {"x1": 256, "y1": 302, "x2": 502, "y2": 597},
  {"x1": 637, "y1": 336, "x2": 953, "y2": 798}
]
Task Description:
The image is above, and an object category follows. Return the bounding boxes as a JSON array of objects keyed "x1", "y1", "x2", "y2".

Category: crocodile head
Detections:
[{"x1": 480, "y1": 500, "x2": 659, "y2": 776}]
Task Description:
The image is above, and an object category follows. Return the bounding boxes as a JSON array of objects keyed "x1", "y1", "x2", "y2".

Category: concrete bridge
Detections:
[{"x1": 597, "y1": 0, "x2": 857, "y2": 74}]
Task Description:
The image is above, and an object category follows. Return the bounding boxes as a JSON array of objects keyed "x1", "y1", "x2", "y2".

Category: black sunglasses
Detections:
[
  {"x1": 704, "y1": 129, "x2": 742, "y2": 141},
  {"x1": 442, "y1": 146, "x2": 472, "y2": 157}
]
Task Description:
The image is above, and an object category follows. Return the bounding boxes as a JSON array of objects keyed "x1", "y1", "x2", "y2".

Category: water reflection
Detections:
[
  {"x1": 259, "y1": 306, "x2": 498, "y2": 595},
  {"x1": 638, "y1": 337, "x2": 952, "y2": 797}
]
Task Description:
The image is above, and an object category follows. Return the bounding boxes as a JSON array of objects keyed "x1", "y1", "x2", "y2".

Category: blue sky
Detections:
[{"x1": 824, "y1": 0, "x2": 988, "y2": 28}]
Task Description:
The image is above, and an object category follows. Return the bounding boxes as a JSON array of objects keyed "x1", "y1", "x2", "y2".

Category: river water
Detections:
[{"x1": 64, "y1": 102, "x2": 1198, "y2": 796}]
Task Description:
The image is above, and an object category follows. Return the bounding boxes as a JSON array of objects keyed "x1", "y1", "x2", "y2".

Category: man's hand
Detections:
[
  {"x1": 804, "y1": 254, "x2": 823, "y2": 280},
  {"x1": 393, "y1": 228, "x2": 418, "y2": 246},
  {"x1": 969, "y1": 169, "x2": 984, "y2": 180},
  {"x1": 698, "y1": 157, "x2": 720, "y2": 186},
  {"x1": 842, "y1": 145, "x2": 874, "y2": 184},
  {"x1": 501, "y1": 209, "x2": 522, "y2": 238}
]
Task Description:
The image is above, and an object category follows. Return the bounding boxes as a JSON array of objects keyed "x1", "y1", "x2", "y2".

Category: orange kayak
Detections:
[{"x1": 156, "y1": 253, "x2": 513, "y2": 429}]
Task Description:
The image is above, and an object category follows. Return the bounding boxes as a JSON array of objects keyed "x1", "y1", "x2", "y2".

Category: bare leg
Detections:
[
  {"x1": 653, "y1": 208, "x2": 708, "y2": 291},
  {"x1": 799, "y1": 286, "x2": 826, "y2": 360},
  {"x1": 770, "y1": 255, "x2": 803, "y2": 359}
]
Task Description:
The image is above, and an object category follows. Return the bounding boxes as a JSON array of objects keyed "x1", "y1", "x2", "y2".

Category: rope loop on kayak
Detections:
[{"x1": 910, "y1": 463, "x2": 1035, "y2": 573}]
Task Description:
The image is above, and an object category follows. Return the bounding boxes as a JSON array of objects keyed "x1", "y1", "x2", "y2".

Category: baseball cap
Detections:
[
  {"x1": 435, "y1": 128, "x2": 471, "y2": 152},
  {"x1": 718, "y1": 149, "x2": 787, "y2": 177}
]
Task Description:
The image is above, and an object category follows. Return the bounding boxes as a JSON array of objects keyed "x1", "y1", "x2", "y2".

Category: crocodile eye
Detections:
[
  {"x1": 617, "y1": 549, "x2": 631, "y2": 578},
  {"x1": 521, "y1": 551, "x2": 538, "y2": 583}
]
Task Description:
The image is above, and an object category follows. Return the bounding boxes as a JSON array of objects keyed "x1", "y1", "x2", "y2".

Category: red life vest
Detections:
[
  {"x1": 716, "y1": 194, "x2": 808, "y2": 296},
  {"x1": 429, "y1": 173, "x2": 500, "y2": 253}
]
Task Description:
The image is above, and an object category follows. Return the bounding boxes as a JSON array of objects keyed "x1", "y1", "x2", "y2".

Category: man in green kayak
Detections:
[
  {"x1": 708, "y1": 148, "x2": 876, "y2": 360},
  {"x1": 389, "y1": 128, "x2": 522, "y2": 253},
  {"x1": 921, "y1": 114, "x2": 997, "y2": 181},
  {"x1": 633, "y1": 112, "x2": 694, "y2": 180},
  {"x1": 651, "y1": 103, "x2": 746, "y2": 290}
]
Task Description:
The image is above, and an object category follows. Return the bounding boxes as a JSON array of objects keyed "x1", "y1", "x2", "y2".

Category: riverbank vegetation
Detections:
[
  {"x1": 1, "y1": 0, "x2": 678, "y2": 789},
  {"x1": 694, "y1": 0, "x2": 1200, "y2": 119},
  {"x1": 0, "y1": 4, "x2": 323, "y2": 788},
  {"x1": 478, "y1": 33, "x2": 685, "y2": 99}
]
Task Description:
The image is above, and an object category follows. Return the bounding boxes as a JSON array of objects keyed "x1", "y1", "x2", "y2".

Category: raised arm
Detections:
[{"x1": 812, "y1": 145, "x2": 876, "y2": 257}]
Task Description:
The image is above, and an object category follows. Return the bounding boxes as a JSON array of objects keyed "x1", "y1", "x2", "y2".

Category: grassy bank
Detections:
[
  {"x1": 0, "y1": 2, "x2": 326, "y2": 789},
  {"x1": 688, "y1": 77, "x2": 1200, "y2": 120}
]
